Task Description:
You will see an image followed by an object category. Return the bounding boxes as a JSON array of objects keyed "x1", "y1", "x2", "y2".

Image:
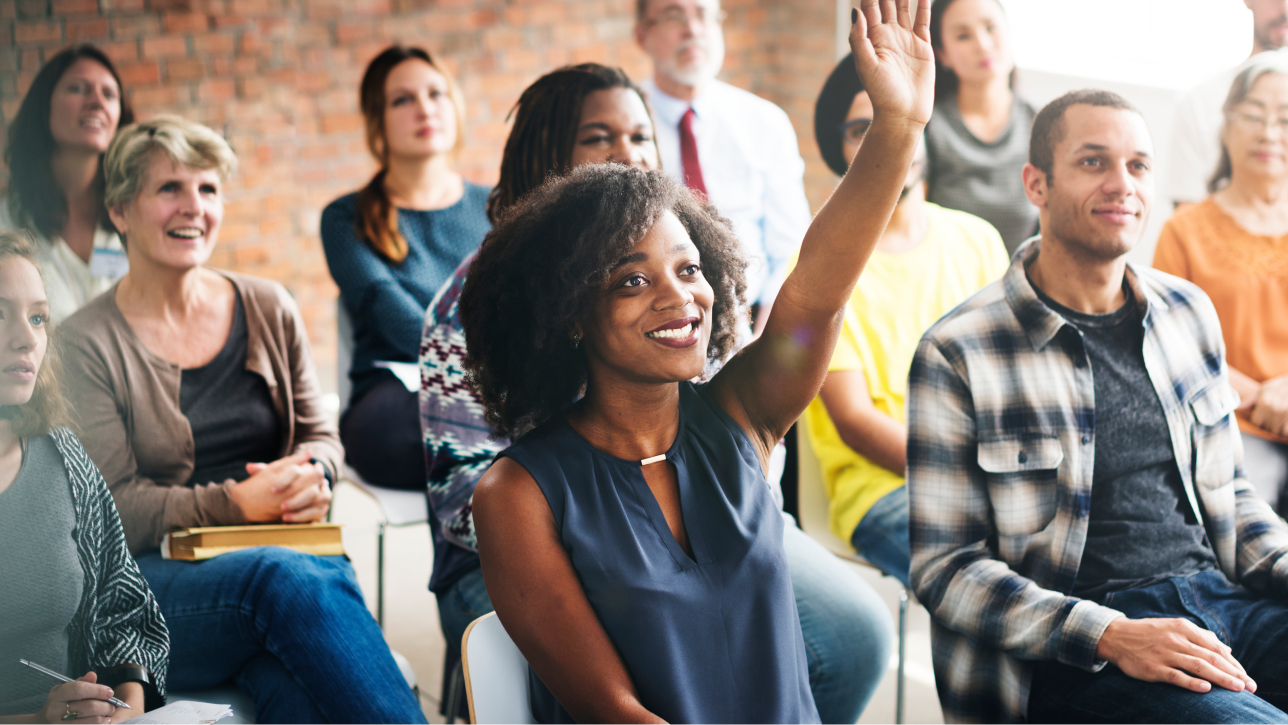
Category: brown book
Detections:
[{"x1": 164, "y1": 523, "x2": 345, "y2": 561}]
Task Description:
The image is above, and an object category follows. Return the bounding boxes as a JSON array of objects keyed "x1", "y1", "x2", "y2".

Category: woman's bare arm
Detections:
[
  {"x1": 708, "y1": 0, "x2": 935, "y2": 459},
  {"x1": 473, "y1": 457, "x2": 665, "y2": 724}
]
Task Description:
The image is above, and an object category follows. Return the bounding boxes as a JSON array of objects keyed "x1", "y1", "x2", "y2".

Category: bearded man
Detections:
[{"x1": 635, "y1": 0, "x2": 812, "y2": 333}]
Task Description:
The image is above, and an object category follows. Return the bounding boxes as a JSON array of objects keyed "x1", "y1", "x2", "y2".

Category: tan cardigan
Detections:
[{"x1": 58, "y1": 271, "x2": 343, "y2": 554}]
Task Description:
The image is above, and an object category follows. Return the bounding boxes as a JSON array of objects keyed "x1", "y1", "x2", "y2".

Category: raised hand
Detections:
[{"x1": 850, "y1": 0, "x2": 935, "y2": 126}]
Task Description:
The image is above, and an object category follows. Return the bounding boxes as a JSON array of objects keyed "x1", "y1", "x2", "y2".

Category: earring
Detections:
[{"x1": 572, "y1": 333, "x2": 581, "y2": 349}]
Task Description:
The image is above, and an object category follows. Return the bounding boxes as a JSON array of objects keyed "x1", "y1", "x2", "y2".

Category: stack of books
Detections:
[{"x1": 162, "y1": 523, "x2": 345, "y2": 561}]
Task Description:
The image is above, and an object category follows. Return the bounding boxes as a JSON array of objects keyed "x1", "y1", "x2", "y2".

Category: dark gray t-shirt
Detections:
[
  {"x1": 181, "y1": 288, "x2": 281, "y2": 486},
  {"x1": 926, "y1": 92, "x2": 1039, "y2": 255},
  {"x1": 1030, "y1": 279, "x2": 1219, "y2": 601},
  {"x1": 0, "y1": 435, "x2": 84, "y2": 715}
]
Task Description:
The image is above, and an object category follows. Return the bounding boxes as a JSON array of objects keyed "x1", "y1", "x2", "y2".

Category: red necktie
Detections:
[{"x1": 679, "y1": 107, "x2": 707, "y2": 198}]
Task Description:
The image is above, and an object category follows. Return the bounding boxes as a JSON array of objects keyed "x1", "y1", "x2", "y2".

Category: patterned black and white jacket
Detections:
[{"x1": 49, "y1": 426, "x2": 169, "y2": 704}]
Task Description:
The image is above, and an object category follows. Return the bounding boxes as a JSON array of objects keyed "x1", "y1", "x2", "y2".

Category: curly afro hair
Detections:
[{"x1": 460, "y1": 164, "x2": 747, "y2": 439}]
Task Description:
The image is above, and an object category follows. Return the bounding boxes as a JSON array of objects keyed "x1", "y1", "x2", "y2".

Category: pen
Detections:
[{"x1": 17, "y1": 660, "x2": 133, "y2": 710}]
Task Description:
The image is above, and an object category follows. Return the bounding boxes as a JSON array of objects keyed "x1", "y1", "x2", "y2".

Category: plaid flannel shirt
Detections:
[{"x1": 907, "y1": 239, "x2": 1288, "y2": 723}]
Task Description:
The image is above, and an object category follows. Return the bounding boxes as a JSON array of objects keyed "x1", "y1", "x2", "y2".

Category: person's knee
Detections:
[{"x1": 248, "y1": 548, "x2": 363, "y2": 606}]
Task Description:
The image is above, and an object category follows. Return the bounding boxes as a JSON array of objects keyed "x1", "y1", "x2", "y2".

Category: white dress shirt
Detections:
[
  {"x1": 1167, "y1": 63, "x2": 1244, "y2": 206},
  {"x1": 642, "y1": 78, "x2": 812, "y2": 307}
]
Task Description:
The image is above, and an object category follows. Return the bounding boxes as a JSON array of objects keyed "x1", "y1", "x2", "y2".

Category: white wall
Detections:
[{"x1": 1020, "y1": 69, "x2": 1185, "y2": 265}]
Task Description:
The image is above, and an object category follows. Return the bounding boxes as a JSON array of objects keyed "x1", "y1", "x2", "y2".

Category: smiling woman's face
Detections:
[
  {"x1": 49, "y1": 58, "x2": 122, "y2": 155},
  {"x1": 0, "y1": 256, "x2": 48, "y2": 408},
  {"x1": 109, "y1": 152, "x2": 224, "y2": 273},
  {"x1": 580, "y1": 210, "x2": 714, "y2": 384},
  {"x1": 570, "y1": 87, "x2": 659, "y2": 171}
]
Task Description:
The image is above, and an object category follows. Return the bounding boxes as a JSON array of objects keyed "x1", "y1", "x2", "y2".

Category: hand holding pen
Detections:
[{"x1": 19, "y1": 660, "x2": 132, "y2": 724}]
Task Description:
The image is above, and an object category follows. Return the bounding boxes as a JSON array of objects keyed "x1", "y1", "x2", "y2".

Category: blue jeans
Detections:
[
  {"x1": 137, "y1": 547, "x2": 426, "y2": 724},
  {"x1": 850, "y1": 486, "x2": 910, "y2": 587},
  {"x1": 436, "y1": 520, "x2": 894, "y2": 724},
  {"x1": 1028, "y1": 571, "x2": 1288, "y2": 723}
]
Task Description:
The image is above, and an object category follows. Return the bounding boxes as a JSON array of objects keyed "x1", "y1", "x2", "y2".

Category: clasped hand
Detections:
[
  {"x1": 229, "y1": 451, "x2": 332, "y2": 523},
  {"x1": 1243, "y1": 374, "x2": 1288, "y2": 438},
  {"x1": 1096, "y1": 617, "x2": 1256, "y2": 695}
]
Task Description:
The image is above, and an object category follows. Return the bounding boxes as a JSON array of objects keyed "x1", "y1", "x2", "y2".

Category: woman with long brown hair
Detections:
[
  {"x1": 0, "y1": 233, "x2": 168, "y2": 722},
  {"x1": 0, "y1": 45, "x2": 134, "y2": 324},
  {"x1": 321, "y1": 45, "x2": 489, "y2": 491}
]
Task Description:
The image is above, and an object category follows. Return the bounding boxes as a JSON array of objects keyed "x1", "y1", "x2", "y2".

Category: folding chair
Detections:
[
  {"x1": 461, "y1": 612, "x2": 536, "y2": 724},
  {"x1": 795, "y1": 416, "x2": 910, "y2": 724}
]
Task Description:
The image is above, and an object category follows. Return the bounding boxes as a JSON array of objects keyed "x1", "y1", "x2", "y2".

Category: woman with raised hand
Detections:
[
  {"x1": 925, "y1": 0, "x2": 1037, "y2": 254},
  {"x1": 0, "y1": 233, "x2": 168, "y2": 723},
  {"x1": 57, "y1": 116, "x2": 425, "y2": 724},
  {"x1": 321, "y1": 45, "x2": 490, "y2": 491},
  {"x1": 423, "y1": 63, "x2": 896, "y2": 723},
  {"x1": 1154, "y1": 51, "x2": 1288, "y2": 515},
  {"x1": 0, "y1": 45, "x2": 133, "y2": 324},
  {"x1": 461, "y1": 1, "x2": 933, "y2": 721}
]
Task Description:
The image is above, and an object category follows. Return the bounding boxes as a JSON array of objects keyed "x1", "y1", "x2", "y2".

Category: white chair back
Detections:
[
  {"x1": 462, "y1": 612, "x2": 535, "y2": 724},
  {"x1": 795, "y1": 414, "x2": 865, "y2": 562},
  {"x1": 336, "y1": 300, "x2": 354, "y2": 408}
]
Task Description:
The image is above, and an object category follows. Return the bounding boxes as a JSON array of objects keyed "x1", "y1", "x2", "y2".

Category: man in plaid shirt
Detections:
[{"x1": 907, "y1": 89, "x2": 1288, "y2": 723}]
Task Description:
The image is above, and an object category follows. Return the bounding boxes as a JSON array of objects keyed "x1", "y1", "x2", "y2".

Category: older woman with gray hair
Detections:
[
  {"x1": 58, "y1": 115, "x2": 426, "y2": 723},
  {"x1": 1155, "y1": 50, "x2": 1288, "y2": 515}
]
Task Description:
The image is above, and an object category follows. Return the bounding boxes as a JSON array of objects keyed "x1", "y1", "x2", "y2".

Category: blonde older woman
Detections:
[
  {"x1": 1155, "y1": 51, "x2": 1288, "y2": 516},
  {"x1": 58, "y1": 116, "x2": 425, "y2": 724}
]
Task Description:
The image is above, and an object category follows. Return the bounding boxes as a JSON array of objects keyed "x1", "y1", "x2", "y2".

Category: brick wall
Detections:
[{"x1": 2, "y1": 0, "x2": 837, "y2": 393}]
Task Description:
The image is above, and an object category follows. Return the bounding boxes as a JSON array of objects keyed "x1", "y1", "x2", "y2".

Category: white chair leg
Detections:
[{"x1": 896, "y1": 587, "x2": 908, "y2": 725}]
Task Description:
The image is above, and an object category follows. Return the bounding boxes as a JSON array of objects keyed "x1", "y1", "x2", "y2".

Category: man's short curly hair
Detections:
[{"x1": 460, "y1": 164, "x2": 747, "y2": 439}]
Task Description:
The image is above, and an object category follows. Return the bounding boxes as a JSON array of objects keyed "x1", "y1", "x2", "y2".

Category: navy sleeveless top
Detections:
[{"x1": 499, "y1": 382, "x2": 818, "y2": 724}]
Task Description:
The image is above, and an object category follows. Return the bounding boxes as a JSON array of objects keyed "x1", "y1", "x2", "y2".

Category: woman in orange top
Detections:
[{"x1": 1154, "y1": 51, "x2": 1288, "y2": 513}]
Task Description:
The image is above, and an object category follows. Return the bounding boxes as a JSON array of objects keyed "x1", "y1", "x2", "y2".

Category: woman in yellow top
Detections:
[
  {"x1": 1154, "y1": 51, "x2": 1288, "y2": 514},
  {"x1": 804, "y1": 53, "x2": 1008, "y2": 584}
]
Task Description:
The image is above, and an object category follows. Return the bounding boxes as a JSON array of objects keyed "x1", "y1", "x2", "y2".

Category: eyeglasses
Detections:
[
  {"x1": 839, "y1": 118, "x2": 872, "y2": 144},
  {"x1": 644, "y1": 6, "x2": 727, "y2": 29},
  {"x1": 1230, "y1": 110, "x2": 1288, "y2": 135}
]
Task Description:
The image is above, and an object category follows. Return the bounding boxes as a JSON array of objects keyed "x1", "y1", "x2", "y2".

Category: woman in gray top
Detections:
[
  {"x1": 0, "y1": 233, "x2": 168, "y2": 722},
  {"x1": 926, "y1": 0, "x2": 1038, "y2": 254}
]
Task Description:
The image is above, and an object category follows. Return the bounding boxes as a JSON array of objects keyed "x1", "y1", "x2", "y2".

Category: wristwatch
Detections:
[{"x1": 99, "y1": 665, "x2": 164, "y2": 711}]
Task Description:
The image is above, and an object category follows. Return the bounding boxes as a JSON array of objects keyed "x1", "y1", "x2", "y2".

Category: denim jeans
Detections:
[
  {"x1": 137, "y1": 547, "x2": 426, "y2": 724},
  {"x1": 850, "y1": 486, "x2": 911, "y2": 587},
  {"x1": 1028, "y1": 571, "x2": 1288, "y2": 723},
  {"x1": 436, "y1": 519, "x2": 894, "y2": 724}
]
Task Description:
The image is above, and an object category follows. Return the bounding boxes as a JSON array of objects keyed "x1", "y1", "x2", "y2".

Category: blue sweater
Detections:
[{"x1": 321, "y1": 183, "x2": 491, "y2": 403}]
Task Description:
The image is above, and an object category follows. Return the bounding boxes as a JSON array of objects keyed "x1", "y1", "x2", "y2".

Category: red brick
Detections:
[
  {"x1": 16, "y1": 0, "x2": 44, "y2": 19},
  {"x1": 53, "y1": 0, "x2": 101, "y2": 13},
  {"x1": 197, "y1": 77, "x2": 233, "y2": 101},
  {"x1": 14, "y1": 21, "x2": 62, "y2": 44},
  {"x1": 163, "y1": 12, "x2": 209, "y2": 33},
  {"x1": 19, "y1": 47, "x2": 40, "y2": 69},
  {"x1": 102, "y1": 0, "x2": 145, "y2": 9},
  {"x1": 141, "y1": 35, "x2": 187, "y2": 58},
  {"x1": 130, "y1": 84, "x2": 181, "y2": 106},
  {"x1": 192, "y1": 31, "x2": 233, "y2": 54},
  {"x1": 334, "y1": 21, "x2": 372, "y2": 43},
  {"x1": 66, "y1": 18, "x2": 110, "y2": 39},
  {"x1": 147, "y1": 0, "x2": 192, "y2": 8},
  {"x1": 164, "y1": 57, "x2": 203, "y2": 80},
  {"x1": 96, "y1": 40, "x2": 139, "y2": 62},
  {"x1": 110, "y1": 15, "x2": 160, "y2": 36},
  {"x1": 228, "y1": 0, "x2": 268, "y2": 15},
  {"x1": 115, "y1": 60, "x2": 159, "y2": 85},
  {"x1": 320, "y1": 112, "x2": 362, "y2": 134}
]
